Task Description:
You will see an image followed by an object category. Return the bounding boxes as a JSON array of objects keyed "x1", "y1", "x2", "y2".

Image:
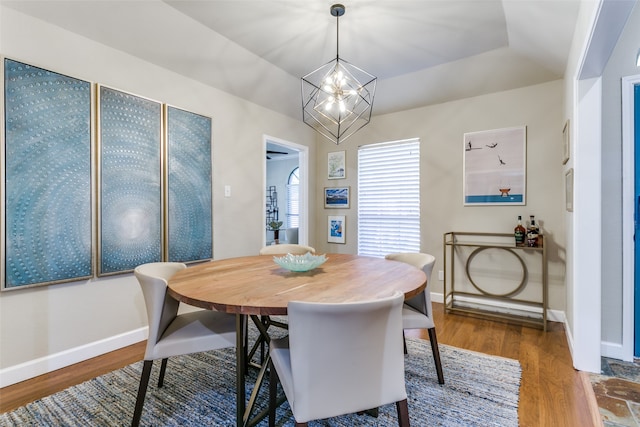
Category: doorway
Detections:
[
  {"x1": 263, "y1": 135, "x2": 309, "y2": 247},
  {"x1": 632, "y1": 79, "x2": 640, "y2": 357},
  {"x1": 635, "y1": 81, "x2": 640, "y2": 356},
  {"x1": 622, "y1": 75, "x2": 640, "y2": 360}
]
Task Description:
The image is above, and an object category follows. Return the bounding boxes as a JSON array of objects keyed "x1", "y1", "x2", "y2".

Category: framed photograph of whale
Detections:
[
  {"x1": 463, "y1": 126, "x2": 527, "y2": 206},
  {"x1": 2, "y1": 58, "x2": 93, "y2": 290}
]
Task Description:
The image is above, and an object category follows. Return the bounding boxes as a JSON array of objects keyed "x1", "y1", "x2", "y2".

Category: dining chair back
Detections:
[
  {"x1": 385, "y1": 252, "x2": 444, "y2": 384},
  {"x1": 257, "y1": 244, "x2": 316, "y2": 347},
  {"x1": 132, "y1": 262, "x2": 236, "y2": 427},
  {"x1": 259, "y1": 243, "x2": 315, "y2": 255},
  {"x1": 268, "y1": 292, "x2": 410, "y2": 426},
  {"x1": 285, "y1": 227, "x2": 299, "y2": 244}
]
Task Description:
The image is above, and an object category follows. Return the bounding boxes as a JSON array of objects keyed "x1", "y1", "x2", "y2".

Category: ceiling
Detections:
[{"x1": 2, "y1": 0, "x2": 580, "y2": 120}]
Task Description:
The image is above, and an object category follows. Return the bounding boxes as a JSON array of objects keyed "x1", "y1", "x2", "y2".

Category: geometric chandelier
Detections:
[{"x1": 301, "y1": 4, "x2": 376, "y2": 145}]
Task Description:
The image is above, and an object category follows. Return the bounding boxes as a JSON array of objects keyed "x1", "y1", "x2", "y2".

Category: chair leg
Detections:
[
  {"x1": 158, "y1": 358, "x2": 168, "y2": 388},
  {"x1": 260, "y1": 315, "x2": 268, "y2": 363},
  {"x1": 269, "y1": 359, "x2": 277, "y2": 427},
  {"x1": 244, "y1": 317, "x2": 250, "y2": 371},
  {"x1": 396, "y1": 398, "x2": 410, "y2": 427},
  {"x1": 360, "y1": 408, "x2": 379, "y2": 417},
  {"x1": 403, "y1": 330, "x2": 408, "y2": 355},
  {"x1": 428, "y1": 327, "x2": 445, "y2": 384},
  {"x1": 132, "y1": 360, "x2": 153, "y2": 427}
]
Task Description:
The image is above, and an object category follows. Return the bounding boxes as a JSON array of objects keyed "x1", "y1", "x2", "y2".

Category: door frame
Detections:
[
  {"x1": 263, "y1": 135, "x2": 310, "y2": 246},
  {"x1": 622, "y1": 74, "x2": 640, "y2": 361}
]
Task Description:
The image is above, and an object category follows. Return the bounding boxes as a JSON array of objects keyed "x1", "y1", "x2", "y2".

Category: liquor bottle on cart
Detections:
[
  {"x1": 514, "y1": 216, "x2": 526, "y2": 247},
  {"x1": 527, "y1": 215, "x2": 540, "y2": 247}
]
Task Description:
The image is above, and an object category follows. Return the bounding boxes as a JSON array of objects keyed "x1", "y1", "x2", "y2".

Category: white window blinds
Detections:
[
  {"x1": 287, "y1": 184, "x2": 299, "y2": 228},
  {"x1": 287, "y1": 167, "x2": 300, "y2": 228},
  {"x1": 357, "y1": 139, "x2": 420, "y2": 257}
]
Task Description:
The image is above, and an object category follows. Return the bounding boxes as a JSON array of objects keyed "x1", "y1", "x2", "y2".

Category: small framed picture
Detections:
[
  {"x1": 324, "y1": 186, "x2": 350, "y2": 208},
  {"x1": 565, "y1": 168, "x2": 574, "y2": 212},
  {"x1": 328, "y1": 151, "x2": 346, "y2": 179},
  {"x1": 562, "y1": 119, "x2": 570, "y2": 165},
  {"x1": 327, "y1": 215, "x2": 346, "y2": 244}
]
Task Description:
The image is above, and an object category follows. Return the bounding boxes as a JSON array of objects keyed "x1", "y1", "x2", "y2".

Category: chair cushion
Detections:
[
  {"x1": 402, "y1": 305, "x2": 435, "y2": 330},
  {"x1": 147, "y1": 309, "x2": 236, "y2": 360}
]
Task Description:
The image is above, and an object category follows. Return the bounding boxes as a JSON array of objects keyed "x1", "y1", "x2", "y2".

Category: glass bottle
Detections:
[
  {"x1": 514, "y1": 216, "x2": 526, "y2": 247},
  {"x1": 527, "y1": 215, "x2": 539, "y2": 247}
]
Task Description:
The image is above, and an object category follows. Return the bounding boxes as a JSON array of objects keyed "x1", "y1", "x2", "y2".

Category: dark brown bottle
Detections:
[{"x1": 514, "y1": 216, "x2": 526, "y2": 247}]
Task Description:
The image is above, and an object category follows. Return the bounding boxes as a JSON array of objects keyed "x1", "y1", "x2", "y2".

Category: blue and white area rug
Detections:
[{"x1": 0, "y1": 338, "x2": 521, "y2": 426}]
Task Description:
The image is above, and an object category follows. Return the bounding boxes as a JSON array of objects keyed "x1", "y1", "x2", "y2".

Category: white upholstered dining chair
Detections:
[
  {"x1": 285, "y1": 227, "x2": 299, "y2": 244},
  {"x1": 259, "y1": 243, "x2": 315, "y2": 255},
  {"x1": 385, "y1": 252, "x2": 445, "y2": 384},
  {"x1": 268, "y1": 292, "x2": 410, "y2": 427},
  {"x1": 131, "y1": 262, "x2": 237, "y2": 427}
]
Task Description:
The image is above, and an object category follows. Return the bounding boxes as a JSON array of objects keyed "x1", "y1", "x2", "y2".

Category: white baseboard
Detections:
[
  {"x1": 564, "y1": 320, "x2": 576, "y2": 366},
  {"x1": 0, "y1": 327, "x2": 147, "y2": 388},
  {"x1": 601, "y1": 340, "x2": 634, "y2": 362},
  {"x1": 432, "y1": 292, "x2": 444, "y2": 304}
]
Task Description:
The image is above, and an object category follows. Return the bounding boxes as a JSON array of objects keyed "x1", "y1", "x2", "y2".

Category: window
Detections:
[
  {"x1": 357, "y1": 139, "x2": 420, "y2": 257},
  {"x1": 287, "y1": 167, "x2": 299, "y2": 228}
]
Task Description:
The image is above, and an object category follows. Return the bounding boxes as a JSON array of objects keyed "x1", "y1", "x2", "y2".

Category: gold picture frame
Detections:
[
  {"x1": 328, "y1": 151, "x2": 346, "y2": 180},
  {"x1": 324, "y1": 186, "x2": 350, "y2": 208},
  {"x1": 565, "y1": 168, "x2": 574, "y2": 212},
  {"x1": 562, "y1": 119, "x2": 570, "y2": 165},
  {"x1": 327, "y1": 215, "x2": 346, "y2": 244}
]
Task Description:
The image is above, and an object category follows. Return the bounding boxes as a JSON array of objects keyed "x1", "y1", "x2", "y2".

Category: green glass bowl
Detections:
[{"x1": 273, "y1": 252, "x2": 327, "y2": 272}]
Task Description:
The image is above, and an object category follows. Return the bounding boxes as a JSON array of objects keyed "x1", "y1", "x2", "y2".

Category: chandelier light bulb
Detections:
[{"x1": 325, "y1": 99, "x2": 334, "y2": 111}]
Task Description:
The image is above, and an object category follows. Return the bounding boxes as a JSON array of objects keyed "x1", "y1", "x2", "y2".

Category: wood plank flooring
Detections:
[{"x1": 0, "y1": 303, "x2": 596, "y2": 426}]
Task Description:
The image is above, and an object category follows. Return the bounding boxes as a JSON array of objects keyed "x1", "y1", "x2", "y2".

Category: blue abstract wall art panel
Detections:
[
  {"x1": 3, "y1": 58, "x2": 93, "y2": 289},
  {"x1": 99, "y1": 86, "x2": 162, "y2": 275},
  {"x1": 166, "y1": 106, "x2": 212, "y2": 262}
]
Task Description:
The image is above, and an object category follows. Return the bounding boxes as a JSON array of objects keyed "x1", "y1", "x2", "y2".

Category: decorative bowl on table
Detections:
[{"x1": 273, "y1": 252, "x2": 327, "y2": 272}]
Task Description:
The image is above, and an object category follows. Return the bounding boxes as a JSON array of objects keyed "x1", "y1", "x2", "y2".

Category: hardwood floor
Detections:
[{"x1": 0, "y1": 302, "x2": 596, "y2": 426}]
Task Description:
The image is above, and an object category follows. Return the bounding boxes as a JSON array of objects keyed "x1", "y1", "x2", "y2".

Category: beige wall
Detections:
[
  {"x1": 0, "y1": 7, "x2": 316, "y2": 374},
  {"x1": 314, "y1": 80, "x2": 566, "y2": 311}
]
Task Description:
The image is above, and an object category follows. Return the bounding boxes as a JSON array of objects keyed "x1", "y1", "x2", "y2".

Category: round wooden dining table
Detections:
[{"x1": 168, "y1": 253, "x2": 427, "y2": 427}]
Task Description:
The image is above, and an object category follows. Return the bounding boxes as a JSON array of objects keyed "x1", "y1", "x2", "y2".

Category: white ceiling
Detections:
[{"x1": 2, "y1": 0, "x2": 580, "y2": 119}]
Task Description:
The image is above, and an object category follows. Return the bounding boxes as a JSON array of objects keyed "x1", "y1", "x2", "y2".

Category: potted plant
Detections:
[{"x1": 269, "y1": 221, "x2": 283, "y2": 243}]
